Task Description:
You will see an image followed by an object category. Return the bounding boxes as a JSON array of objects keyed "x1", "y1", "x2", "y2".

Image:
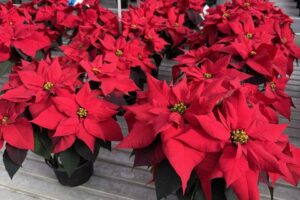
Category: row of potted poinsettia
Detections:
[
  {"x1": 0, "y1": 0, "x2": 300, "y2": 199},
  {"x1": 0, "y1": 0, "x2": 203, "y2": 187}
]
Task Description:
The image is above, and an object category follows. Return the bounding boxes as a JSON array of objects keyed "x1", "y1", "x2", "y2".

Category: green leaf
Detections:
[
  {"x1": 225, "y1": 188, "x2": 238, "y2": 200},
  {"x1": 192, "y1": 187, "x2": 206, "y2": 200},
  {"x1": 0, "y1": 60, "x2": 14, "y2": 77},
  {"x1": 268, "y1": 185, "x2": 274, "y2": 200},
  {"x1": 154, "y1": 160, "x2": 182, "y2": 200},
  {"x1": 3, "y1": 150, "x2": 21, "y2": 179},
  {"x1": 98, "y1": 140, "x2": 111, "y2": 151},
  {"x1": 176, "y1": 176, "x2": 206, "y2": 200},
  {"x1": 15, "y1": 48, "x2": 30, "y2": 61},
  {"x1": 59, "y1": 148, "x2": 80, "y2": 177},
  {"x1": 6, "y1": 144, "x2": 27, "y2": 166},
  {"x1": 75, "y1": 140, "x2": 95, "y2": 162},
  {"x1": 34, "y1": 50, "x2": 45, "y2": 61},
  {"x1": 211, "y1": 178, "x2": 227, "y2": 200},
  {"x1": 33, "y1": 130, "x2": 52, "y2": 159}
]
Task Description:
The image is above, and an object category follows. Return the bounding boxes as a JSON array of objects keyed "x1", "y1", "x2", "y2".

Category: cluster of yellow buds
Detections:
[
  {"x1": 77, "y1": 107, "x2": 88, "y2": 118},
  {"x1": 270, "y1": 82, "x2": 277, "y2": 91},
  {"x1": 246, "y1": 32, "x2": 253, "y2": 39},
  {"x1": 203, "y1": 73, "x2": 213, "y2": 79},
  {"x1": 170, "y1": 102, "x2": 187, "y2": 115},
  {"x1": 223, "y1": 12, "x2": 230, "y2": 18},
  {"x1": 43, "y1": 82, "x2": 54, "y2": 91},
  {"x1": 1, "y1": 116, "x2": 8, "y2": 125},
  {"x1": 244, "y1": 2, "x2": 251, "y2": 8},
  {"x1": 231, "y1": 129, "x2": 249, "y2": 145},
  {"x1": 249, "y1": 50, "x2": 257, "y2": 57},
  {"x1": 115, "y1": 49, "x2": 123, "y2": 57}
]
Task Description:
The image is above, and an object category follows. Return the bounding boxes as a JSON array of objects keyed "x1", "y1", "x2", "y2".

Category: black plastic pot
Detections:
[{"x1": 46, "y1": 159, "x2": 94, "y2": 187}]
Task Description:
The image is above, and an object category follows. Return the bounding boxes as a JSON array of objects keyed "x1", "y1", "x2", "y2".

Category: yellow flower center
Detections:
[
  {"x1": 249, "y1": 50, "x2": 257, "y2": 57},
  {"x1": 170, "y1": 102, "x2": 187, "y2": 115},
  {"x1": 246, "y1": 32, "x2": 253, "y2": 39},
  {"x1": 43, "y1": 82, "x2": 54, "y2": 91},
  {"x1": 270, "y1": 82, "x2": 276, "y2": 91},
  {"x1": 115, "y1": 49, "x2": 123, "y2": 57},
  {"x1": 77, "y1": 107, "x2": 88, "y2": 118},
  {"x1": 244, "y1": 2, "x2": 251, "y2": 8},
  {"x1": 145, "y1": 34, "x2": 152, "y2": 41},
  {"x1": 223, "y1": 12, "x2": 230, "y2": 18},
  {"x1": 231, "y1": 129, "x2": 249, "y2": 145},
  {"x1": 92, "y1": 67, "x2": 101, "y2": 75},
  {"x1": 138, "y1": 53, "x2": 143, "y2": 60},
  {"x1": 78, "y1": 43, "x2": 84, "y2": 49},
  {"x1": 1, "y1": 116, "x2": 8, "y2": 125},
  {"x1": 173, "y1": 22, "x2": 179, "y2": 27},
  {"x1": 203, "y1": 73, "x2": 213, "y2": 79},
  {"x1": 131, "y1": 24, "x2": 137, "y2": 29}
]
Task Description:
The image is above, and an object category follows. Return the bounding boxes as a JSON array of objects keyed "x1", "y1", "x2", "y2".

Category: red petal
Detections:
[
  {"x1": 47, "y1": 58, "x2": 62, "y2": 83},
  {"x1": 19, "y1": 70, "x2": 45, "y2": 90},
  {"x1": 53, "y1": 97, "x2": 78, "y2": 117},
  {"x1": 219, "y1": 145, "x2": 249, "y2": 186},
  {"x1": 31, "y1": 105, "x2": 65, "y2": 130},
  {"x1": 77, "y1": 124, "x2": 95, "y2": 152},
  {"x1": 54, "y1": 118, "x2": 78, "y2": 137},
  {"x1": 53, "y1": 135, "x2": 76, "y2": 153},
  {"x1": 85, "y1": 118, "x2": 122, "y2": 141},
  {"x1": 1, "y1": 86, "x2": 34, "y2": 102},
  {"x1": 196, "y1": 114, "x2": 230, "y2": 140},
  {"x1": 177, "y1": 128, "x2": 221, "y2": 152},
  {"x1": 117, "y1": 121, "x2": 155, "y2": 149},
  {"x1": 146, "y1": 74, "x2": 169, "y2": 107},
  {"x1": 163, "y1": 139, "x2": 205, "y2": 192},
  {"x1": 3, "y1": 118, "x2": 33, "y2": 150},
  {"x1": 231, "y1": 170, "x2": 260, "y2": 200}
]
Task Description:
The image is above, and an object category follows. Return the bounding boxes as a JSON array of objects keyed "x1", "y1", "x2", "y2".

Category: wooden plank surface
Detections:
[{"x1": 0, "y1": 0, "x2": 299, "y2": 199}]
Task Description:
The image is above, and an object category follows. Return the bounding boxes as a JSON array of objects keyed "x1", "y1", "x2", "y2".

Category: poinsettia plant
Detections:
[
  {"x1": 118, "y1": 0, "x2": 300, "y2": 199},
  {"x1": 0, "y1": 0, "x2": 164, "y2": 182}
]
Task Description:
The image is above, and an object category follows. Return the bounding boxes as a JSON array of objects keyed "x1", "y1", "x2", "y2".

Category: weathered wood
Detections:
[{"x1": 0, "y1": 0, "x2": 299, "y2": 199}]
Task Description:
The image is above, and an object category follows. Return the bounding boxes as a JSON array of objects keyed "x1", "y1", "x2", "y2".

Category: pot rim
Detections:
[{"x1": 45, "y1": 158, "x2": 93, "y2": 172}]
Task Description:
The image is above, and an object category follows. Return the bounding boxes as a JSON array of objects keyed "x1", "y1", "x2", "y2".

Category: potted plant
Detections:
[
  {"x1": 0, "y1": 0, "x2": 138, "y2": 186},
  {"x1": 118, "y1": 0, "x2": 300, "y2": 199},
  {"x1": 0, "y1": 0, "x2": 174, "y2": 186}
]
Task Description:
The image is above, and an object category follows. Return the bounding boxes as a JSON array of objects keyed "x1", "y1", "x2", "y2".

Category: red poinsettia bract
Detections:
[{"x1": 32, "y1": 83, "x2": 122, "y2": 153}]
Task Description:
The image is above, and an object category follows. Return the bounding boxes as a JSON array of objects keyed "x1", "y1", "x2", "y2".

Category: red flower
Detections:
[
  {"x1": 264, "y1": 77, "x2": 293, "y2": 120},
  {"x1": 60, "y1": 36, "x2": 90, "y2": 62},
  {"x1": 0, "y1": 100, "x2": 33, "y2": 150},
  {"x1": 55, "y1": 7, "x2": 81, "y2": 28},
  {"x1": 144, "y1": 28, "x2": 168, "y2": 53},
  {"x1": 118, "y1": 75, "x2": 225, "y2": 191},
  {"x1": 32, "y1": 83, "x2": 122, "y2": 153},
  {"x1": 178, "y1": 90, "x2": 288, "y2": 199},
  {"x1": 2, "y1": 58, "x2": 76, "y2": 104},
  {"x1": 181, "y1": 55, "x2": 251, "y2": 84},
  {"x1": 231, "y1": 0, "x2": 274, "y2": 17},
  {"x1": 230, "y1": 15, "x2": 274, "y2": 45},
  {"x1": 231, "y1": 37, "x2": 277, "y2": 77},
  {"x1": 0, "y1": 23, "x2": 51, "y2": 59},
  {"x1": 125, "y1": 39, "x2": 156, "y2": 73},
  {"x1": 275, "y1": 22, "x2": 300, "y2": 58},
  {"x1": 80, "y1": 55, "x2": 139, "y2": 95},
  {"x1": 166, "y1": 7, "x2": 189, "y2": 46},
  {"x1": 100, "y1": 34, "x2": 129, "y2": 70}
]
